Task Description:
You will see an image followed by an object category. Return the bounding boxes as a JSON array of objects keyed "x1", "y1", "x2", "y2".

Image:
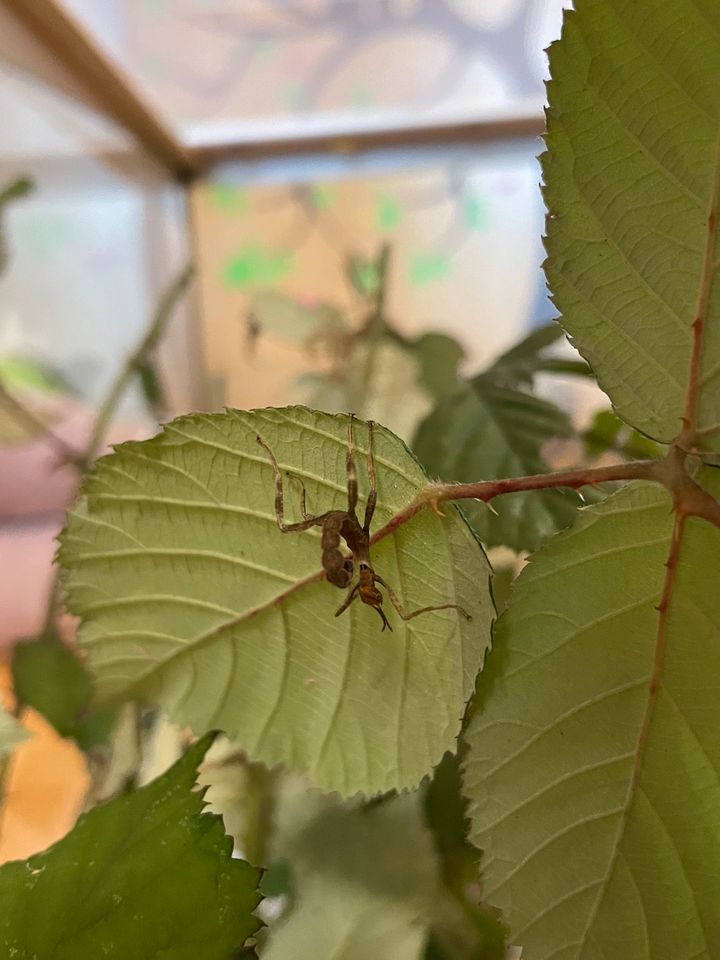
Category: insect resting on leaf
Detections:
[{"x1": 256, "y1": 415, "x2": 470, "y2": 631}]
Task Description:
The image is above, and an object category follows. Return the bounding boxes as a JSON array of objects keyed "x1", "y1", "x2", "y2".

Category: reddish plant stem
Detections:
[
  {"x1": 681, "y1": 128, "x2": 720, "y2": 446},
  {"x1": 370, "y1": 459, "x2": 660, "y2": 546}
]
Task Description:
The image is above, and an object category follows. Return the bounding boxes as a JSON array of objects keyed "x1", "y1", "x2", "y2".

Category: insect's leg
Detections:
[
  {"x1": 374, "y1": 575, "x2": 471, "y2": 622},
  {"x1": 334, "y1": 582, "x2": 360, "y2": 618},
  {"x1": 346, "y1": 413, "x2": 359, "y2": 515},
  {"x1": 256, "y1": 435, "x2": 326, "y2": 532},
  {"x1": 287, "y1": 473, "x2": 310, "y2": 519},
  {"x1": 363, "y1": 419, "x2": 377, "y2": 532}
]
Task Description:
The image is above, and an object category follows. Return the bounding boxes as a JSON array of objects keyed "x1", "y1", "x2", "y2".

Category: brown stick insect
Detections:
[{"x1": 256, "y1": 415, "x2": 470, "y2": 631}]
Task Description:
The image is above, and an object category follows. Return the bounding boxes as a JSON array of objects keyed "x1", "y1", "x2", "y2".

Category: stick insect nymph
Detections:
[{"x1": 256, "y1": 415, "x2": 470, "y2": 631}]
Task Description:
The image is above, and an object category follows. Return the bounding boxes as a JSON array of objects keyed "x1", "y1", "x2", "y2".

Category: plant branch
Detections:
[
  {"x1": 83, "y1": 265, "x2": 194, "y2": 464},
  {"x1": 370, "y1": 460, "x2": 661, "y2": 546},
  {"x1": 681, "y1": 127, "x2": 720, "y2": 446},
  {"x1": 41, "y1": 264, "x2": 194, "y2": 637},
  {"x1": 0, "y1": 381, "x2": 84, "y2": 466}
]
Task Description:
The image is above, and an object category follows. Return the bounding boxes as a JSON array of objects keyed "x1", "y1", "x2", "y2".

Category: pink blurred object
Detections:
[{"x1": 0, "y1": 397, "x2": 153, "y2": 648}]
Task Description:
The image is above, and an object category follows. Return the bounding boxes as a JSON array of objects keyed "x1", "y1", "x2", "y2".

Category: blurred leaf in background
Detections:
[
  {"x1": 413, "y1": 324, "x2": 584, "y2": 552},
  {"x1": 0, "y1": 176, "x2": 33, "y2": 275},
  {"x1": 263, "y1": 777, "x2": 506, "y2": 960},
  {"x1": 583, "y1": 407, "x2": 665, "y2": 461}
]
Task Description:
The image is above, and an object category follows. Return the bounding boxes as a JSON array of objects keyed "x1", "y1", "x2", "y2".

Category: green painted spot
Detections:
[
  {"x1": 409, "y1": 253, "x2": 451, "y2": 287},
  {"x1": 256, "y1": 38, "x2": 279, "y2": 62},
  {"x1": 282, "y1": 82, "x2": 304, "y2": 110},
  {"x1": 144, "y1": 0, "x2": 168, "y2": 16},
  {"x1": 350, "y1": 85, "x2": 373, "y2": 108},
  {"x1": 310, "y1": 185, "x2": 334, "y2": 210},
  {"x1": 208, "y1": 183, "x2": 247, "y2": 215},
  {"x1": 464, "y1": 195, "x2": 489, "y2": 231},
  {"x1": 376, "y1": 195, "x2": 401, "y2": 230},
  {"x1": 223, "y1": 246, "x2": 293, "y2": 288}
]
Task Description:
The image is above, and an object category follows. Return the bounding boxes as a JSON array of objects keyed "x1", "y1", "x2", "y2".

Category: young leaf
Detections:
[
  {"x1": 0, "y1": 706, "x2": 29, "y2": 759},
  {"x1": 543, "y1": 0, "x2": 720, "y2": 449},
  {"x1": 463, "y1": 480, "x2": 720, "y2": 958},
  {"x1": 59, "y1": 407, "x2": 493, "y2": 796},
  {"x1": 0, "y1": 733, "x2": 261, "y2": 958},
  {"x1": 413, "y1": 380, "x2": 579, "y2": 552}
]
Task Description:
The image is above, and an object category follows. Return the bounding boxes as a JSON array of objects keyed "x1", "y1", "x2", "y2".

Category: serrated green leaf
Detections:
[
  {"x1": 264, "y1": 780, "x2": 504, "y2": 960},
  {"x1": 59, "y1": 407, "x2": 492, "y2": 796},
  {"x1": 542, "y1": 0, "x2": 720, "y2": 449},
  {"x1": 413, "y1": 380, "x2": 579, "y2": 552},
  {"x1": 0, "y1": 733, "x2": 261, "y2": 958},
  {"x1": 11, "y1": 639, "x2": 92, "y2": 738},
  {"x1": 0, "y1": 706, "x2": 29, "y2": 759},
  {"x1": 464, "y1": 480, "x2": 720, "y2": 958}
]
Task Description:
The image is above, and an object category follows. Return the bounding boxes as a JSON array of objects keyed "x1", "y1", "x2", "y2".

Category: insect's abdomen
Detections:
[{"x1": 321, "y1": 512, "x2": 352, "y2": 587}]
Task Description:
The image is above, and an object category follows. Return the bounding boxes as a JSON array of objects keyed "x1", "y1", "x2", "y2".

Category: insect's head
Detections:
[{"x1": 358, "y1": 561, "x2": 392, "y2": 632}]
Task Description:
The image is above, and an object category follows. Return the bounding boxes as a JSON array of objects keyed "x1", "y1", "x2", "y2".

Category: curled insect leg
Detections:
[
  {"x1": 374, "y1": 574, "x2": 471, "y2": 623},
  {"x1": 287, "y1": 472, "x2": 311, "y2": 519},
  {"x1": 257, "y1": 434, "x2": 327, "y2": 533}
]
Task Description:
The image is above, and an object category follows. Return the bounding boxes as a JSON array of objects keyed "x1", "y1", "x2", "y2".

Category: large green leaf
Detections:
[
  {"x1": 262, "y1": 779, "x2": 505, "y2": 960},
  {"x1": 0, "y1": 706, "x2": 29, "y2": 759},
  {"x1": 464, "y1": 480, "x2": 720, "y2": 958},
  {"x1": 413, "y1": 379, "x2": 579, "y2": 552},
  {"x1": 0, "y1": 733, "x2": 261, "y2": 958},
  {"x1": 59, "y1": 407, "x2": 492, "y2": 796},
  {"x1": 543, "y1": 0, "x2": 720, "y2": 449}
]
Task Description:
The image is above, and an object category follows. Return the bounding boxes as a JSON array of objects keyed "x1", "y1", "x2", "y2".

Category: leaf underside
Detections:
[
  {"x1": 0, "y1": 734, "x2": 261, "y2": 959},
  {"x1": 59, "y1": 406, "x2": 493, "y2": 796},
  {"x1": 464, "y1": 481, "x2": 720, "y2": 959},
  {"x1": 542, "y1": 0, "x2": 720, "y2": 449}
]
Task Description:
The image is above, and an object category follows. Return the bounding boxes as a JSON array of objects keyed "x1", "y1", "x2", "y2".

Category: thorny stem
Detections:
[
  {"x1": 680, "y1": 127, "x2": 720, "y2": 447},
  {"x1": 83, "y1": 265, "x2": 194, "y2": 465},
  {"x1": 40, "y1": 264, "x2": 195, "y2": 638},
  {"x1": 371, "y1": 459, "x2": 657, "y2": 545}
]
